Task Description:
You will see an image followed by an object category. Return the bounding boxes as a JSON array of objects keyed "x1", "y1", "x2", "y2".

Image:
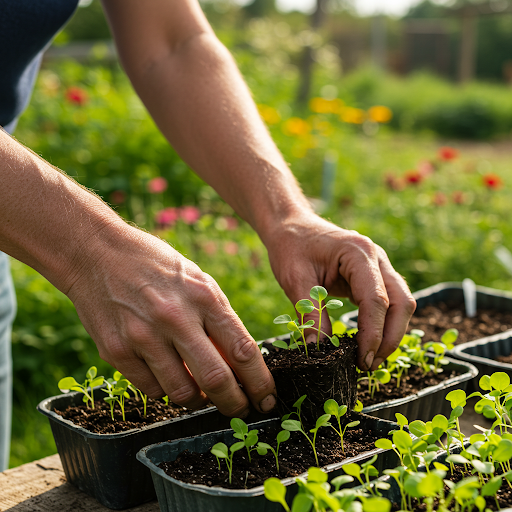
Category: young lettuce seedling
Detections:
[
  {"x1": 58, "y1": 366, "x2": 104, "y2": 409},
  {"x1": 257, "y1": 429, "x2": 290, "y2": 474},
  {"x1": 323, "y1": 399, "x2": 360, "y2": 453},
  {"x1": 231, "y1": 418, "x2": 259, "y2": 463},
  {"x1": 273, "y1": 285, "x2": 343, "y2": 355},
  {"x1": 211, "y1": 441, "x2": 244, "y2": 485},
  {"x1": 112, "y1": 371, "x2": 131, "y2": 421}
]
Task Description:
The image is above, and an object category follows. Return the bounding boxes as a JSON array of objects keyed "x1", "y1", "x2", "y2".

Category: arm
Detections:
[
  {"x1": 102, "y1": 0, "x2": 416, "y2": 370},
  {"x1": 0, "y1": 129, "x2": 276, "y2": 417}
]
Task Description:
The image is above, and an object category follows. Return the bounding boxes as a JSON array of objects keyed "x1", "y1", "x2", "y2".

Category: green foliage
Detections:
[{"x1": 58, "y1": 366, "x2": 103, "y2": 409}]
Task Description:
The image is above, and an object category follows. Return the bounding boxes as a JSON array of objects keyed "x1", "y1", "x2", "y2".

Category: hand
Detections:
[
  {"x1": 66, "y1": 223, "x2": 276, "y2": 418},
  {"x1": 263, "y1": 213, "x2": 416, "y2": 371}
]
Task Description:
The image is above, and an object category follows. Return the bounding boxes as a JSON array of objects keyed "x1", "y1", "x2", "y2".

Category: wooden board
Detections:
[{"x1": 0, "y1": 454, "x2": 160, "y2": 512}]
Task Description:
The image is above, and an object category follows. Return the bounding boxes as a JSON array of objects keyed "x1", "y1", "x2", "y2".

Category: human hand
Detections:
[
  {"x1": 66, "y1": 223, "x2": 276, "y2": 418},
  {"x1": 263, "y1": 213, "x2": 416, "y2": 371}
]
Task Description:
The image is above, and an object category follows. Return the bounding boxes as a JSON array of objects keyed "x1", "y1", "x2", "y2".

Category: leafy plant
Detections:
[
  {"x1": 358, "y1": 367, "x2": 391, "y2": 399},
  {"x1": 273, "y1": 285, "x2": 343, "y2": 355},
  {"x1": 257, "y1": 429, "x2": 290, "y2": 474},
  {"x1": 58, "y1": 366, "x2": 104, "y2": 409},
  {"x1": 211, "y1": 440, "x2": 244, "y2": 485},
  {"x1": 231, "y1": 418, "x2": 259, "y2": 463},
  {"x1": 323, "y1": 398, "x2": 360, "y2": 453}
]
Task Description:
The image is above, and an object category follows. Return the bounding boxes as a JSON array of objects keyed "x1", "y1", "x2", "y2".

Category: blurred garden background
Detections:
[{"x1": 8, "y1": 0, "x2": 512, "y2": 467}]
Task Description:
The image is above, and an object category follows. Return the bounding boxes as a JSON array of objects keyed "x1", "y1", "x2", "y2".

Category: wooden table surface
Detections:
[{"x1": 0, "y1": 454, "x2": 160, "y2": 512}]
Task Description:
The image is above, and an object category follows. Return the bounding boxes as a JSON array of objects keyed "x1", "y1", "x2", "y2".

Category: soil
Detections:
[
  {"x1": 495, "y1": 351, "x2": 512, "y2": 364},
  {"x1": 159, "y1": 414, "x2": 382, "y2": 489},
  {"x1": 264, "y1": 334, "x2": 357, "y2": 421},
  {"x1": 408, "y1": 301, "x2": 512, "y2": 345},
  {"x1": 358, "y1": 366, "x2": 459, "y2": 406},
  {"x1": 54, "y1": 397, "x2": 212, "y2": 434},
  {"x1": 390, "y1": 466, "x2": 512, "y2": 511}
]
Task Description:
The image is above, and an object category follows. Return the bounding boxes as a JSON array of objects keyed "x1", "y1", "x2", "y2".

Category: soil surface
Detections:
[
  {"x1": 408, "y1": 301, "x2": 512, "y2": 345},
  {"x1": 358, "y1": 366, "x2": 459, "y2": 406},
  {"x1": 495, "y1": 351, "x2": 512, "y2": 364},
  {"x1": 390, "y1": 466, "x2": 512, "y2": 511},
  {"x1": 265, "y1": 334, "x2": 357, "y2": 421},
  {"x1": 55, "y1": 398, "x2": 212, "y2": 434},
  {"x1": 159, "y1": 415, "x2": 382, "y2": 489}
]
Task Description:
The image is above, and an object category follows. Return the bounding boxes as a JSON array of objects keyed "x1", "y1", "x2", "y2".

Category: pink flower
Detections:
[
  {"x1": 155, "y1": 207, "x2": 179, "y2": 228},
  {"x1": 224, "y1": 241, "x2": 239, "y2": 255},
  {"x1": 110, "y1": 190, "x2": 126, "y2": 204},
  {"x1": 224, "y1": 216, "x2": 238, "y2": 230},
  {"x1": 65, "y1": 86, "x2": 88, "y2": 106},
  {"x1": 203, "y1": 241, "x2": 217, "y2": 255},
  {"x1": 482, "y1": 173, "x2": 503, "y2": 190},
  {"x1": 432, "y1": 192, "x2": 447, "y2": 206},
  {"x1": 417, "y1": 160, "x2": 435, "y2": 176},
  {"x1": 438, "y1": 147, "x2": 458, "y2": 161},
  {"x1": 180, "y1": 206, "x2": 201, "y2": 225},
  {"x1": 147, "y1": 177, "x2": 168, "y2": 194},
  {"x1": 452, "y1": 191, "x2": 465, "y2": 204}
]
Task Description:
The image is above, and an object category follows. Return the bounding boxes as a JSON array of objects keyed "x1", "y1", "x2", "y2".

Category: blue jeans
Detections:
[{"x1": 0, "y1": 252, "x2": 16, "y2": 471}]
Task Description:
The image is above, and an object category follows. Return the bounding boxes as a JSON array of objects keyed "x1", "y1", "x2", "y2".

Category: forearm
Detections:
[
  {"x1": 120, "y1": 32, "x2": 313, "y2": 242},
  {"x1": 0, "y1": 130, "x2": 125, "y2": 293}
]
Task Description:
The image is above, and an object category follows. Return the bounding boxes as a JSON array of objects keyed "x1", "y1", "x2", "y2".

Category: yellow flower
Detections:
[
  {"x1": 257, "y1": 104, "x2": 281, "y2": 125},
  {"x1": 340, "y1": 107, "x2": 365, "y2": 124},
  {"x1": 282, "y1": 117, "x2": 311, "y2": 137},
  {"x1": 368, "y1": 105, "x2": 393, "y2": 123},
  {"x1": 309, "y1": 97, "x2": 344, "y2": 114}
]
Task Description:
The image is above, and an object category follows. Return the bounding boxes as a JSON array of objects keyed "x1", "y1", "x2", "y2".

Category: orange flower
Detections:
[
  {"x1": 282, "y1": 117, "x2": 311, "y2": 137},
  {"x1": 438, "y1": 147, "x2": 458, "y2": 161},
  {"x1": 368, "y1": 105, "x2": 392, "y2": 124},
  {"x1": 309, "y1": 97, "x2": 344, "y2": 114},
  {"x1": 482, "y1": 173, "x2": 503, "y2": 189},
  {"x1": 404, "y1": 170, "x2": 423, "y2": 185},
  {"x1": 340, "y1": 107, "x2": 365, "y2": 124}
]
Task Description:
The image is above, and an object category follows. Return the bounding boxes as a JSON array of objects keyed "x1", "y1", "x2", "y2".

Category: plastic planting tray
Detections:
[{"x1": 137, "y1": 415, "x2": 410, "y2": 512}]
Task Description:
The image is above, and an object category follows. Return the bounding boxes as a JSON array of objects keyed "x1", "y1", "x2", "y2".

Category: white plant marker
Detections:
[{"x1": 462, "y1": 278, "x2": 477, "y2": 318}]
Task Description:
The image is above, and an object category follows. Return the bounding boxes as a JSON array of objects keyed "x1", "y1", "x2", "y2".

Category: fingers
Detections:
[{"x1": 370, "y1": 248, "x2": 416, "y2": 370}]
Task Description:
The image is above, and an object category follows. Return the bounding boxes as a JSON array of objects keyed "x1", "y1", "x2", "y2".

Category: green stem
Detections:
[{"x1": 316, "y1": 304, "x2": 322, "y2": 350}]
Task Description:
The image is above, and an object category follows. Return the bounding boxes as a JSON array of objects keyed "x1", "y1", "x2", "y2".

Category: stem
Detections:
[
  {"x1": 300, "y1": 313, "x2": 308, "y2": 358},
  {"x1": 316, "y1": 304, "x2": 322, "y2": 350}
]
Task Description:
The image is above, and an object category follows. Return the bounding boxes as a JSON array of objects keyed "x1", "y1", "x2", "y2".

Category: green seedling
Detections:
[
  {"x1": 126, "y1": 381, "x2": 148, "y2": 417},
  {"x1": 386, "y1": 348, "x2": 411, "y2": 388},
  {"x1": 257, "y1": 429, "x2": 290, "y2": 473},
  {"x1": 162, "y1": 395, "x2": 169, "y2": 406},
  {"x1": 342, "y1": 455, "x2": 382, "y2": 495},
  {"x1": 358, "y1": 367, "x2": 391, "y2": 400},
  {"x1": 282, "y1": 397, "x2": 330, "y2": 467},
  {"x1": 273, "y1": 285, "x2": 343, "y2": 355},
  {"x1": 211, "y1": 441, "x2": 244, "y2": 485},
  {"x1": 101, "y1": 378, "x2": 117, "y2": 420},
  {"x1": 424, "y1": 329, "x2": 456, "y2": 374},
  {"x1": 111, "y1": 370, "x2": 130, "y2": 421},
  {"x1": 231, "y1": 418, "x2": 259, "y2": 462},
  {"x1": 323, "y1": 399, "x2": 360, "y2": 453},
  {"x1": 58, "y1": 366, "x2": 104, "y2": 409}
]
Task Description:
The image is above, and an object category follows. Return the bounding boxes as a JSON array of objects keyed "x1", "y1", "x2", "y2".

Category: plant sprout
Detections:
[
  {"x1": 231, "y1": 418, "x2": 259, "y2": 463},
  {"x1": 58, "y1": 366, "x2": 104, "y2": 409},
  {"x1": 211, "y1": 441, "x2": 244, "y2": 485},
  {"x1": 323, "y1": 399, "x2": 360, "y2": 453},
  {"x1": 257, "y1": 429, "x2": 290, "y2": 473}
]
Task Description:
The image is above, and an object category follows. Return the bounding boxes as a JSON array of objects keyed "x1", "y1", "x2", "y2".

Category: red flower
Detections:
[
  {"x1": 110, "y1": 190, "x2": 126, "y2": 204},
  {"x1": 482, "y1": 173, "x2": 503, "y2": 190},
  {"x1": 452, "y1": 191, "x2": 465, "y2": 204},
  {"x1": 180, "y1": 206, "x2": 201, "y2": 225},
  {"x1": 65, "y1": 86, "x2": 88, "y2": 106},
  {"x1": 404, "y1": 170, "x2": 424, "y2": 185},
  {"x1": 433, "y1": 192, "x2": 447, "y2": 206},
  {"x1": 155, "y1": 207, "x2": 179, "y2": 228},
  {"x1": 147, "y1": 177, "x2": 168, "y2": 194},
  {"x1": 438, "y1": 146, "x2": 458, "y2": 161}
]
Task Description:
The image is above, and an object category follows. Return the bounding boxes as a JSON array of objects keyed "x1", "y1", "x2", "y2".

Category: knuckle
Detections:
[
  {"x1": 231, "y1": 335, "x2": 259, "y2": 365},
  {"x1": 168, "y1": 383, "x2": 200, "y2": 406},
  {"x1": 402, "y1": 294, "x2": 417, "y2": 316},
  {"x1": 101, "y1": 339, "x2": 133, "y2": 364},
  {"x1": 198, "y1": 365, "x2": 232, "y2": 395},
  {"x1": 370, "y1": 291, "x2": 390, "y2": 312}
]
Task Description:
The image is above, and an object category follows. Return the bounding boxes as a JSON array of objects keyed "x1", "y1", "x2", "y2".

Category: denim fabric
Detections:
[{"x1": 0, "y1": 252, "x2": 16, "y2": 471}]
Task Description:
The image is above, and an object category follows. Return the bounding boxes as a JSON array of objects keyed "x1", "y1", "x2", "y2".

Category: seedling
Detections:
[
  {"x1": 231, "y1": 418, "x2": 259, "y2": 462},
  {"x1": 111, "y1": 371, "x2": 130, "y2": 421},
  {"x1": 342, "y1": 455, "x2": 381, "y2": 495},
  {"x1": 282, "y1": 395, "x2": 330, "y2": 466},
  {"x1": 257, "y1": 429, "x2": 290, "y2": 473},
  {"x1": 273, "y1": 285, "x2": 343, "y2": 355},
  {"x1": 323, "y1": 399, "x2": 360, "y2": 453},
  {"x1": 211, "y1": 441, "x2": 244, "y2": 485},
  {"x1": 358, "y1": 367, "x2": 391, "y2": 400},
  {"x1": 58, "y1": 366, "x2": 104, "y2": 409}
]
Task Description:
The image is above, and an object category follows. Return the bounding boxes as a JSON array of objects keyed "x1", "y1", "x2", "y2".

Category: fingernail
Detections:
[
  {"x1": 372, "y1": 357, "x2": 384, "y2": 369},
  {"x1": 306, "y1": 334, "x2": 316, "y2": 345},
  {"x1": 260, "y1": 394, "x2": 276, "y2": 413},
  {"x1": 365, "y1": 351, "x2": 375, "y2": 370}
]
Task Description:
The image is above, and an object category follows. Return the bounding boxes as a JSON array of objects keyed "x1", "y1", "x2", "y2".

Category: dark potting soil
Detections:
[
  {"x1": 159, "y1": 415, "x2": 382, "y2": 489},
  {"x1": 390, "y1": 466, "x2": 512, "y2": 511},
  {"x1": 358, "y1": 366, "x2": 460, "y2": 407},
  {"x1": 54, "y1": 397, "x2": 212, "y2": 434},
  {"x1": 408, "y1": 301, "x2": 512, "y2": 345},
  {"x1": 264, "y1": 334, "x2": 358, "y2": 420},
  {"x1": 495, "y1": 351, "x2": 512, "y2": 364}
]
